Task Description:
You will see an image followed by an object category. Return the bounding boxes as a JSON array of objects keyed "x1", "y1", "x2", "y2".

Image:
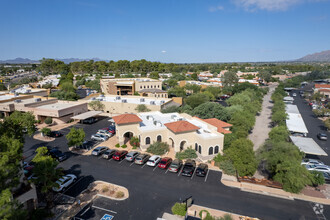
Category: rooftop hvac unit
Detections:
[
  {"x1": 26, "y1": 89, "x2": 31, "y2": 93},
  {"x1": 116, "y1": 96, "x2": 121, "y2": 100},
  {"x1": 150, "y1": 101, "x2": 156, "y2": 105},
  {"x1": 100, "y1": 94, "x2": 105, "y2": 98},
  {"x1": 14, "y1": 99, "x2": 21, "y2": 103},
  {"x1": 140, "y1": 98, "x2": 145, "y2": 102},
  {"x1": 35, "y1": 98, "x2": 41, "y2": 102},
  {"x1": 91, "y1": 97, "x2": 96, "y2": 100},
  {"x1": 171, "y1": 115, "x2": 177, "y2": 119},
  {"x1": 122, "y1": 99, "x2": 127, "y2": 103},
  {"x1": 146, "y1": 115, "x2": 153, "y2": 121},
  {"x1": 160, "y1": 101, "x2": 165, "y2": 104}
]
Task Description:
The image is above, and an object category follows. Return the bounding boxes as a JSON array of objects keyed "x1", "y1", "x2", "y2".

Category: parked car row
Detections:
[
  {"x1": 302, "y1": 159, "x2": 330, "y2": 181},
  {"x1": 91, "y1": 148, "x2": 209, "y2": 177}
]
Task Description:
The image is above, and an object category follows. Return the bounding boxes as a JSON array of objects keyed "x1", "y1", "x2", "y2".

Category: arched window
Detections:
[
  {"x1": 145, "y1": 137, "x2": 150, "y2": 145},
  {"x1": 195, "y1": 143, "x2": 198, "y2": 151},
  {"x1": 144, "y1": 86, "x2": 146, "y2": 89},
  {"x1": 209, "y1": 147, "x2": 213, "y2": 155},
  {"x1": 157, "y1": 135, "x2": 162, "y2": 142},
  {"x1": 214, "y1": 146, "x2": 219, "y2": 154},
  {"x1": 198, "y1": 145, "x2": 201, "y2": 154}
]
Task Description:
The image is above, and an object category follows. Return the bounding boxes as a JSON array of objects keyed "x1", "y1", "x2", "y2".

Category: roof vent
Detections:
[
  {"x1": 35, "y1": 98, "x2": 41, "y2": 102},
  {"x1": 14, "y1": 99, "x2": 21, "y2": 103},
  {"x1": 150, "y1": 101, "x2": 155, "y2": 105},
  {"x1": 160, "y1": 101, "x2": 165, "y2": 104},
  {"x1": 121, "y1": 99, "x2": 127, "y2": 103},
  {"x1": 140, "y1": 98, "x2": 145, "y2": 102},
  {"x1": 146, "y1": 115, "x2": 153, "y2": 121},
  {"x1": 116, "y1": 96, "x2": 121, "y2": 100}
]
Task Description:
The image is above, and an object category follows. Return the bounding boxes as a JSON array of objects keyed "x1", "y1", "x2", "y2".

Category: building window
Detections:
[
  {"x1": 151, "y1": 85, "x2": 153, "y2": 88},
  {"x1": 198, "y1": 145, "x2": 201, "y2": 154},
  {"x1": 147, "y1": 86, "x2": 149, "y2": 88},
  {"x1": 195, "y1": 143, "x2": 198, "y2": 151},
  {"x1": 214, "y1": 146, "x2": 219, "y2": 154},
  {"x1": 144, "y1": 86, "x2": 146, "y2": 89},
  {"x1": 140, "y1": 86, "x2": 142, "y2": 89},
  {"x1": 146, "y1": 137, "x2": 150, "y2": 145},
  {"x1": 157, "y1": 135, "x2": 162, "y2": 142},
  {"x1": 158, "y1": 85, "x2": 160, "y2": 88},
  {"x1": 209, "y1": 147, "x2": 213, "y2": 155}
]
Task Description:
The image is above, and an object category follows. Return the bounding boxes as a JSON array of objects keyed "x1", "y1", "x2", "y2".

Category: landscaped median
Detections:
[{"x1": 221, "y1": 173, "x2": 330, "y2": 205}]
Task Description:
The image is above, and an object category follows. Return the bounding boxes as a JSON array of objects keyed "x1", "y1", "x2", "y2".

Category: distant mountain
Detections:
[
  {"x1": 0, "y1": 57, "x2": 107, "y2": 64},
  {"x1": 297, "y1": 50, "x2": 330, "y2": 62}
]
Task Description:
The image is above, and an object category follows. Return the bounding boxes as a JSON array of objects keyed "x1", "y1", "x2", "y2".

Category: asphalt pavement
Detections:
[{"x1": 23, "y1": 117, "x2": 330, "y2": 220}]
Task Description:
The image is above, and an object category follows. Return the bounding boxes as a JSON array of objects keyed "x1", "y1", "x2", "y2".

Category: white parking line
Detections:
[
  {"x1": 178, "y1": 166, "x2": 184, "y2": 176},
  {"x1": 165, "y1": 168, "x2": 169, "y2": 174},
  {"x1": 61, "y1": 177, "x2": 83, "y2": 195},
  {"x1": 204, "y1": 169, "x2": 210, "y2": 182},
  {"x1": 92, "y1": 205, "x2": 117, "y2": 214},
  {"x1": 141, "y1": 163, "x2": 147, "y2": 169},
  {"x1": 108, "y1": 158, "x2": 113, "y2": 161},
  {"x1": 118, "y1": 159, "x2": 125, "y2": 164},
  {"x1": 130, "y1": 162, "x2": 135, "y2": 166},
  {"x1": 153, "y1": 166, "x2": 158, "y2": 171},
  {"x1": 191, "y1": 168, "x2": 197, "y2": 180},
  {"x1": 98, "y1": 155, "x2": 103, "y2": 159}
]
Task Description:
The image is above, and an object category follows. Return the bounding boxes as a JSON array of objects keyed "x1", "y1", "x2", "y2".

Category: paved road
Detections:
[
  {"x1": 23, "y1": 117, "x2": 329, "y2": 220},
  {"x1": 291, "y1": 86, "x2": 330, "y2": 165},
  {"x1": 249, "y1": 83, "x2": 277, "y2": 150}
]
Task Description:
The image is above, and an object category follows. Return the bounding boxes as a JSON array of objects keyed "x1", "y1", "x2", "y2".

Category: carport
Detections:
[
  {"x1": 286, "y1": 113, "x2": 308, "y2": 136},
  {"x1": 71, "y1": 111, "x2": 102, "y2": 120},
  {"x1": 290, "y1": 136, "x2": 328, "y2": 156}
]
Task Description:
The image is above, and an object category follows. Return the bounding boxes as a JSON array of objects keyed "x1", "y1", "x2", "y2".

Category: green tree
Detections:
[
  {"x1": 258, "y1": 70, "x2": 272, "y2": 83},
  {"x1": 66, "y1": 127, "x2": 85, "y2": 148},
  {"x1": 88, "y1": 100, "x2": 105, "y2": 111},
  {"x1": 184, "y1": 84, "x2": 201, "y2": 94},
  {"x1": 149, "y1": 72, "x2": 159, "y2": 79},
  {"x1": 135, "y1": 104, "x2": 151, "y2": 112},
  {"x1": 0, "y1": 189, "x2": 27, "y2": 220},
  {"x1": 185, "y1": 93, "x2": 209, "y2": 108},
  {"x1": 191, "y1": 102, "x2": 231, "y2": 121},
  {"x1": 225, "y1": 139, "x2": 257, "y2": 177},
  {"x1": 41, "y1": 127, "x2": 51, "y2": 136},
  {"x1": 222, "y1": 71, "x2": 238, "y2": 92},
  {"x1": 44, "y1": 117, "x2": 53, "y2": 125},
  {"x1": 203, "y1": 86, "x2": 221, "y2": 98},
  {"x1": 168, "y1": 86, "x2": 186, "y2": 97},
  {"x1": 268, "y1": 126, "x2": 289, "y2": 142}
]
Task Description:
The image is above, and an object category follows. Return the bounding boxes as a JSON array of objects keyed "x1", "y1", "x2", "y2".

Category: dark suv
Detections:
[
  {"x1": 196, "y1": 163, "x2": 208, "y2": 177},
  {"x1": 182, "y1": 159, "x2": 196, "y2": 177},
  {"x1": 49, "y1": 149, "x2": 67, "y2": 162},
  {"x1": 48, "y1": 131, "x2": 62, "y2": 138},
  {"x1": 81, "y1": 117, "x2": 97, "y2": 124}
]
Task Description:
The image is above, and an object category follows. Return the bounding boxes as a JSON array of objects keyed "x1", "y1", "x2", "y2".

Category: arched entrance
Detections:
[
  {"x1": 169, "y1": 138, "x2": 174, "y2": 148},
  {"x1": 123, "y1": 132, "x2": 133, "y2": 144},
  {"x1": 179, "y1": 141, "x2": 186, "y2": 152}
]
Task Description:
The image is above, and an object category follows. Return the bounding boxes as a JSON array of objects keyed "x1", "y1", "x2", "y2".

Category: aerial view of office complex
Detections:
[{"x1": 1, "y1": 0, "x2": 330, "y2": 220}]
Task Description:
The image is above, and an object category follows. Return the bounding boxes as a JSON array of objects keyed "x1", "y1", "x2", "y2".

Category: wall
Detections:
[
  {"x1": 135, "y1": 81, "x2": 162, "y2": 92},
  {"x1": 116, "y1": 123, "x2": 141, "y2": 145}
]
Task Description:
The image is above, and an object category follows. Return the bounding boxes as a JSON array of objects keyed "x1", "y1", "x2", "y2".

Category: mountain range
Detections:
[{"x1": 297, "y1": 50, "x2": 330, "y2": 62}]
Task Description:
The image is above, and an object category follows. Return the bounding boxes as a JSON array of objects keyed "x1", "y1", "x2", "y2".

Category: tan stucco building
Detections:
[{"x1": 112, "y1": 111, "x2": 232, "y2": 161}]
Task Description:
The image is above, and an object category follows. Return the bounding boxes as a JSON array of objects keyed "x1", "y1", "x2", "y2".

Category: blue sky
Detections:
[{"x1": 0, "y1": 0, "x2": 329, "y2": 62}]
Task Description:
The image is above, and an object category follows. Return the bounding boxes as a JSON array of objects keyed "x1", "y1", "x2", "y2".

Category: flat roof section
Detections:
[
  {"x1": 71, "y1": 111, "x2": 102, "y2": 120},
  {"x1": 37, "y1": 102, "x2": 78, "y2": 111},
  {"x1": 290, "y1": 136, "x2": 328, "y2": 156},
  {"x1": 286, "y1": 113, "x2": 308, "y2": 134},
  {"x1": 94, "y1": 95, "x2": 171, "y2": 106},
  {"x1": 286, "y1": 104, "x2": 300, "y2": 114}
]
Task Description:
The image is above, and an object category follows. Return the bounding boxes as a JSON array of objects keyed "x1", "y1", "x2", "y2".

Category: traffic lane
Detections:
[{"x1": 59, "y1": 154, "x2": 320, "y2": 220}]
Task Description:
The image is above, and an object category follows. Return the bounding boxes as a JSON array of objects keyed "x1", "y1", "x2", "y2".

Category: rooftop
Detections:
[
  {"x1": 101, "y1": 77, "x2": 160, "y2": 82},
  {"x1": 36, "y1": 102, "x2": 80, "y2": 111},
  {"x1": 315, "y1": 84, "x2": 330, "y2": 89},
  {"x1": 164, "y1": 121, "x2": 200, "y2": 133},
  {"x1": 93, "y1": 95, "x2": 171, "y2": 106},
  {"x1": 112, "y1": 113, "x2": 143, "y2": 125}
]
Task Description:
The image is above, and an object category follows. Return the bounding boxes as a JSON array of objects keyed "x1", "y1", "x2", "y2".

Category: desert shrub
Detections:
[
  {"x1": 219, "y1": 160, "x2": 236, "y2": 176},
  {"x1": 121, "y1": 144, "x2": 127, "y2": 148},
  {"x1": 147, "y1": 142, "x2": 169, "y2": 155},
  {"x1": 129, "y1": 136, "x2": 140, "y2": 148},
  {"x1": 102, "y1": 186, "x2": 109, "y2": 193},
  {"x1": 41, "y1": 127, "x2": 51, "y2": 136},
  {"x1": 115, "y1": 143, "x2": 120, "y2": 148},
  {"x1": 115, "y1": 191, "x2": 124, "y2": 198},
  {"x1": 171, "y1": 203, "x2": 186, "y2": 216},
  {"x1": 175, "y1": 148, "x2": 197, "y2": 160},
  {"x1": 310, "y1": 171, "x2": 325, "y2": 186},
  {"x1": 44, "y1": 117, "x2": 53, "y2": 125}
]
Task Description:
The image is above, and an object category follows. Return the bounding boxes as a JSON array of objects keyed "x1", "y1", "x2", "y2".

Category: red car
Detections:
[
  {"x1": 112, "y1": 150, "x2": 128, "y2": 161},
  {"x1": 158, "y1": 157, "x2": 172, "y2": 169}
]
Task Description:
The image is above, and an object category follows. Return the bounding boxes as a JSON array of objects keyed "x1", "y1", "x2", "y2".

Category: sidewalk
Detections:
[{"x1": 221, "y1": 174, "x2": 330, "y2": 205}]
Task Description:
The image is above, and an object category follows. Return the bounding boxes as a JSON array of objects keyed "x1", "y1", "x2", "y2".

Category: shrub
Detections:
[
  {"x1": 44, "y1": 117, "x2": 53, "y2": 125},
  {"x1": 310, "y1": 171, "x2": 325, "y2": 186},
  {"x1": 115, "y1": 191, "x2": 124, "y2": 198},
  {"x1": 129, "y1": 136, "x2": 140, "y2": 148},
  {"x1": 175, "y1": 148, "x2": 197, "y2": 160},
  {"x1": 41, "y1": 127, "x2": 51, "y2": 136},
  {"x1": 102, "y1": 186, "x2": 109, "y2": 193},
  {"x1": 146, "y1": 142, "x2": 169, "y2": 155},
  {"x1": 115, "y1": 143, "x2": 120, "y2": 148},
  {"x1": 121, "y1": 144, "x2": 127, "y2": 148},
  {"x1": 171, "y1": 203, "x2": 186, "y2": 216},
  {"x1": 66, "y1": 119, "x2": 74, "y2": 123},
  {"x1": 219, "y1": 160, "x2": 236, "y2": 176},
  {"x1": 36, "y1": 120, "x2": 41, "y2": 124}
]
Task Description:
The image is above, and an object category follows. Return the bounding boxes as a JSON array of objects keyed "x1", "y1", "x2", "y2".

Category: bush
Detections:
[
  {"x1": 115, "y1": 191, "x2": 124, "y2": 198},
  {"x1": 219, "y1": 160, "x2": 236, "y2": 176},
  {"x1": 115, "y1": 143, "x2": 120, "y2": 148},
  {"x1": 44, "y1": 117, "x2": 53, "y2": 125},
  {"x1": 310, "y1": 171, "x2": 325, "y2": 186},
  {"x1": 129, "y1": 136, "x2": 140, "y2": 148},
  {"x1": 146, "y1": 142, "x2": 169, "y2": 155},
  {"x1": 121, "y1": 144, "x2": 127, "y2": 148},
  {"x1": 102, "y1": 186, "x2": 109, "y2": 193},
  {"x1": 175, "y1": 148, "x2": 197, "y2": 160},
  {"x1": 171, "y1": 203, "x2": 186, "y2": 216},
  {"x1": 41, "y1": 127, "x2": 51, "y2": 136},
  {"x1": 36, "y1": 120, "x2": 41, "y2": 124}
]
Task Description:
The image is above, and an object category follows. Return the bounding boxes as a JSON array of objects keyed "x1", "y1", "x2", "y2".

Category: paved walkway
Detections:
[{"x1": 249, "y1": 83, "x2": 278, "y2": 151}]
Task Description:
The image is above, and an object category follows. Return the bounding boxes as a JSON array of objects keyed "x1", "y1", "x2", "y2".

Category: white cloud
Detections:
[
  {"x1": 233, "y1": 0, "x2": 309, "y2": 11},
  {"x1": 209, "y1": 5, "x2": 224, "y2": 12},
  {"x1": 161, "y1": 50, "x2": 167, "y2": 53}
]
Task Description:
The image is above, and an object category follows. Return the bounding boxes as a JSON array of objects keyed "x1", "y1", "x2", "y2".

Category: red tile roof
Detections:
[
  {"x1": 112, "y1": 114, "x2": 142, "y2": 125},
  {"x1": 164, "y1": 121, "x2": 200, "y2": 133},
  {"x1": 318, "y1": 89, "x2": 330, "y2": 92},
  {"x1": 199, "y1": 118, "x2": 232, "y2": 134},
  {"x1": 315, "y1": 84, "x2": 330, "y2": 89}
]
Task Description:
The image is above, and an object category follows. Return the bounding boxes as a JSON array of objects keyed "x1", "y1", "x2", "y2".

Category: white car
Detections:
[
  {"x1": 292, "y1": 93, "x2": 297, "y2": 97},
  {"x1": 146, "y1": 155, "x2": 161, "y2": 167},
  {"x1": 91, "y1": 134, "x2": 109, "y2": 141},
  {"x1": 305, "y1": 165, "x2": 330, "y2": 173},
  {"x1": 301, "y1": 159, "x2": 324, "y2": 166},
  {"x1": 52, "y1": 174, "x2": 77, "y2": 192},
  {"x1": 97, "y1": 129, "x2": 113, "y2": 137}
]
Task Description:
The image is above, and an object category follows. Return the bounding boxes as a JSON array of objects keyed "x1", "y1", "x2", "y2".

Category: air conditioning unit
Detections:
[
  {"x1": 140, "y1": 98, "x2": 145, "y2": 102},
  {"x1": 160, "y1": 101, "x2": 165, "y2": 104},
  {"x1": 116, "y1": 96, "x2": 121, "y2": 100},
  {"x1": 14, "y1": 99, "x2": 21, "y2": 103},
  {"x1": 122, "y1": 99, "x2": 127, "y2": 103},
  {"x1": 150, "y1": 101, "x2": 155, "y2": 105},
  {"x1": 26, "y1": 89, "x2": 31, "y2": 93},
  {"x1": 34, "y1": 98, "x2": 41, "y2": 102}
]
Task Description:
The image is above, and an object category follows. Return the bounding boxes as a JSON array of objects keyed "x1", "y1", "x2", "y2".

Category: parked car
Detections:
[
  {"x1": 305, "y1": 164, "x2": 330, "y2": 173},
  {"x1": 292, "y1": 93, "x2": 297, "y2": 97},
  {"x1": 81, "y1": 117, "x2": 97, "y2": 124},
  {"x1": 146, "y1": 155, "x2": 161, "y2": 167},
  {"x1": 134, "y1": 154, "x2": 150, "y2": 165},
  {"x1": 182, "y1": 159, "x2": 196, "y2": 177},
  {"x1": 107, "y1": 125, "x2": 116, "y2": 134},
  {"x1": 301, "y1": 159, "x2": 324, "y2": 166},
  {"x1": 77, "y1": 140, "x2": 97, "y2": 150},
  {"x1": 103, "y1": 149, "x2": 117, "y2": 159},
  {"x1": 168, "y1": 159, "x2": 183, "y2": 173},
  {"x1": 91, "y1": 134, "x2": 109, "y2": 141},
  {"x1": 323, "y1": 172, "x2": 330, "y2": 182},
  {"x1": 49, "y1": 149, "x2": 67, "y2": 162},
  {"x1": 125, "y1": 151, "x2": 140, "y2": 162},
  {"x1": 52, "y1": 174, "x2": 77, "y2": 192},
  {"x1": 97, "y1": 129, "x2": 113, "y2": 137},
  {"x1": 112, "y1": 150, "x2": 128, "y2": 161},
  {"x1": 158, "y1": 157, "x2": 172, "y2": 169},
  {"x1": 91, "y1": 146, "x2": 108, "y2": 156},
  {"x1": 48, "y1": 131, "x2": 63, "y2": 138},
  {"x1": 196, "y1": 163, "x2": 209, "y2": 177},
  {"x1": 317, "y1": 133, "x2": 328, "y2": 141}
]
